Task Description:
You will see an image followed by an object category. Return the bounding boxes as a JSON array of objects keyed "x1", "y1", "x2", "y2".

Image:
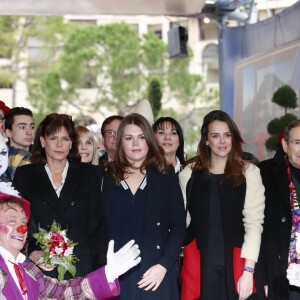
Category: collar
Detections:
[
  {"x1": 45, "y1": 160, "x2": 69, "y2": 197},
  {"x1": 174, "y1": 157, "x2": 181, "y2": 174},
  {"x1": 0, "y1": 246, "x2": 26, "y2": 264}
]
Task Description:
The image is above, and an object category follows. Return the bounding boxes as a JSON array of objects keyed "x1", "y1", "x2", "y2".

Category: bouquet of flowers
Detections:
[{"x1": 33, "y1": 220, "x2": 79, "y2": 280}]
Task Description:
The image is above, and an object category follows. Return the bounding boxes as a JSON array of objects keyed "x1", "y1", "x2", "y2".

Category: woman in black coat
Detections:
[
  {"x1": 13, "y1": 113, "x2": 107, "y2": 279},
  {"x1": 102, "y1": 113, "x2": 186, "y2": 300},
  {"x1": 179, "y1": 110, "x2": 265, "y2": 300}
]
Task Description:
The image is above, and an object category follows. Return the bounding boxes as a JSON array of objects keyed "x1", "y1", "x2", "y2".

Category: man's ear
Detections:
[
  {"x1": 5, "y1": 129, "x2": 12, "y2": 139},
  {"x1": 282, "y1": 139, "x2": 288, "y2": 154}
]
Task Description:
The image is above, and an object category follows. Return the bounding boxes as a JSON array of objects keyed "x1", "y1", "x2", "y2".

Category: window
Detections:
[{"x1": 148, "y1": 24, "x2": 162, "y2": 39}]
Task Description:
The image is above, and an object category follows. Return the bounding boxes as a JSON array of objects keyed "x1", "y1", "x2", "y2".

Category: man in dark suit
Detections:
[
  {"x1": 99, "y1": 115, "x2": 123, "y2": 164},
  {"x1": 258, "y1": 120, "x2": 300, "y2": 299}
]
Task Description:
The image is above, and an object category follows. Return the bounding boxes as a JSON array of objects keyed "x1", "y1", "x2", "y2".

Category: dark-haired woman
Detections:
[
  {"x1": 153, "y1": 117, "x2": 186, "y2": 173},
  {"x1": 13, "y1": 113, "x2": 107, "y2": 279},
  {"x1": 179, "y1": 110, "x2": 265, "y2": 300},
  {"x1": 102, "y1": 113, "x2": 186, "y2": 299}
]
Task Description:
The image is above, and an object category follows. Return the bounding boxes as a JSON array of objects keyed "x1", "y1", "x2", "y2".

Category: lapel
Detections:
[
  {"x1": 102, "y1": 175, "x2": 117, "y2": 218},
  {"x1": 102, "y1": 169, "x2": 160, "y2": 221},
  {"x1": 143, "y1": 168, "x2": 161, "y2": 220},
  {"x1": 59, "y1": 162, "x2": 80, "y2": 208},
  {"x1": 190, "y1": 170, "x2": 210, "y2": 213},
  {"x1": 0, "y1": 257, "x2": 7, "y2": 291},
  {"x1": 22, "y1": 261, "x2": 42, "y2": 300},
  {"x1": 32, "y1": 164, "x2": 68, "y2": 224},
  {"x1": 0, "y1": 256, "x2": 39, "y2": 300},
  {"x1": 273, "y1": 161, "x2": 291, "y2": 214}
]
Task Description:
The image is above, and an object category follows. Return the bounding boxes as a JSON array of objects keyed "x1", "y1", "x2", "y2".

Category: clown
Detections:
[
  {"x1": 0, "y1": 193, "x2": 141, "y2": 299},
  {"x1": 0, "y1": 134, "x2": 19, "y2": 196}
]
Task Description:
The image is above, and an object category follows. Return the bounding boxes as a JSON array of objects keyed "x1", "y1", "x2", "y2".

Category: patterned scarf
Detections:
[{"x1": 285, "y1": 155, "x2": 300, "y2": 264}]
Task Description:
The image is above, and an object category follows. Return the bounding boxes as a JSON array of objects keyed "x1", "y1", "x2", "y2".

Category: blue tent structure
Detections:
[{"x1": 219, "y1": 0, "x2": 300, "y2": 159}]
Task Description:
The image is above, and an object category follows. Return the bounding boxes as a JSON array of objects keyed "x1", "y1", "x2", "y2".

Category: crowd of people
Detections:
[{"x1": 1, "y1": 99, "x2": 300, "y2": 299}]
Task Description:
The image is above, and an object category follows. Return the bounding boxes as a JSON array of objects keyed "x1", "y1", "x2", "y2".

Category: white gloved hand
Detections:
[
  {"x1": 287, "y1": 263, "x2": 300, "y2": 287},
  {"x1": 105, "y1": 240, "x2": 141, "y2": 283}
]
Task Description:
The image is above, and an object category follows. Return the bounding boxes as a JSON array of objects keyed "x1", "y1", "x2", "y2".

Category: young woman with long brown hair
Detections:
[
  {"x1": 101, "y1": 113, "x2": 186, "y2": 300},
  {"x1": 179, "y1": 110, "x2": 265, "y2": 300}
]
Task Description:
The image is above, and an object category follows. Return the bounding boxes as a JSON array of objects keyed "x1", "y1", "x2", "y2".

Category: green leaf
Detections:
[
  {"x1": 68, "y1": 263, "x2": 76, "y2": 278},
  {"x1": 57, "y1": 264, "x2": 67, "y2": 281}
]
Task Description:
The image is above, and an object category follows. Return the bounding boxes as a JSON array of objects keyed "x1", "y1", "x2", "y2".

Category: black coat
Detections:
[
  {"x1": 257, "y1": 150, "x2": 292, "y2": 299},
  {"x1": 102, "y1": 168, "x2": 186, "y2": 300},
  {"x1": 13, "y1": 162, "x2": 107, "y2": 279}
]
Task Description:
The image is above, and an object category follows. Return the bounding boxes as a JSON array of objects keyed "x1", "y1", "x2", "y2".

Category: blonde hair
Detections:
[{"x1": 75, "y1": 126, "x2": 98, "y2": 165}]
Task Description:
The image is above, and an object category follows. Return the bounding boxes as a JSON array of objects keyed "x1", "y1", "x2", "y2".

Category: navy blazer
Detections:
[
  {"x1": 13, "y1": 161, "x2": 107, "y2": 279},
  {"x1": 102, "y1": 168, "x2": 186, "y2": 300}
]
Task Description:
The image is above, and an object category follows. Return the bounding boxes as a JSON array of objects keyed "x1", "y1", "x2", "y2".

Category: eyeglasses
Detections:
[
  {"x1": 289, "y1": 139, "x2": 300, "y2": 147},
  {"x1": 104, "y1": 130, "x2": 118, "y2": 137},
  {"x1": 0, "y1": 117, "x2": 4, "y2": 123}
]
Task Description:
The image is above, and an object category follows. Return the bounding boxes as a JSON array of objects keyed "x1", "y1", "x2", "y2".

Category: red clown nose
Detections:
[{"x1": 16, "y1": 225, "x2": 28, "y2": 234}]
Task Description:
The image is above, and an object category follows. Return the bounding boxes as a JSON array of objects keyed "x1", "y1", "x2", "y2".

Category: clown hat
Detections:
[
  {"x1": 0, "y1": 193, "x2": 30, "y2": 221},
  {"x1": 0, "y1": 101, "x2": 11, "y2": 116}
]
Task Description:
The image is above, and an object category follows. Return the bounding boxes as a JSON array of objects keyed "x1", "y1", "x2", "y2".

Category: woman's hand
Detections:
[
  {"x1": 137, "y1": 264, "x2": 167, "y2": 291},
  {"x1": 264, "y1": 285, "x2": 268, "y2": 297},
  {"x1": 237, "y1": 271, "x2": 253, "y2": 300},
  {"x1": 29, "y1": 250, "x2": 55, "y2": 271}
]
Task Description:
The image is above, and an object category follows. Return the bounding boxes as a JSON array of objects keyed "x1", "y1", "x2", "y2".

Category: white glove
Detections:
[
  {"x1": 105, "y1": 240, "x2": 141, "y2": 283},
  {"x1": 287, "y1": 263, "x2": 300, "y2": 287}
]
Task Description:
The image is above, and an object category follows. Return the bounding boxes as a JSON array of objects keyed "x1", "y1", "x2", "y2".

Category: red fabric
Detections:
[
  {"x1": 181, "y1": 239, "x2": 200, "y2": 300},
  {"x1": 233, "y1": 247, "x2": 256, "y2": 293},
  {"x1": 9, "y1": 261, "x2": 28, "y2": 295},
  {"x1": 181, "y1": 243, "x2": 257, "y2": 299}
]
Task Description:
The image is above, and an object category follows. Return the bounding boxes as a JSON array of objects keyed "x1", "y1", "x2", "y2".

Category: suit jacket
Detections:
[
  {"x1": 101, "y1": 168, "x2": 186, "y2": 300},
  {"x1": 13, "y1": 161, "x2": 107, "y2": 278},
  {"x1": 257, "y1": 149, "x2": 292, "y2": 300},
  {"x1": 0, "y1": 255, "x2": 119, "y2": 299}
]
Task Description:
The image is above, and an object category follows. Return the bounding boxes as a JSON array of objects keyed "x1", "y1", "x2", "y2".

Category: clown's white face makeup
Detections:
[
  {"x1": 0, "y1": 203, "x2": 27, "y2": 258},
  {"x1": 0, "y1": 142, "x2": 8, "y2": 177}
]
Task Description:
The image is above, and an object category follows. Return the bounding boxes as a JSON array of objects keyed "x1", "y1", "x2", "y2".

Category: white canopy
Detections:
[{"x1": 0, "y1": 0, "x2": 206, "y2": 16}]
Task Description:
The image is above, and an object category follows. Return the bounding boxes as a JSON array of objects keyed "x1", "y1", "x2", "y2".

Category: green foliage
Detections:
[
  {"x1": 148, "y1": 77, "x2": 162, "y2": 118},
  {"x1": 280, "y1": 113, "x2": 298, "y2": 125},
  {"x1": 266, "y1": 84, "x2": 298, "y2": 152},
  {"x1": 0, "y1": 16, "x2": 14, "y2": 58},
  {"x1": 265, "y1": 135, "x2": 280, "y2": 152},
  {"x1": 1, "y1": 17, "x2": 219, "y2": 154},
  {"x1": 0, "y1": 16, "x2": 70, "y2": 108},
  {"x1": 26, "y1": 21, "x2": 212, "y2": 119},
  {"x1": 272, "y1": 84, "x2": 298, "y2": 111}
]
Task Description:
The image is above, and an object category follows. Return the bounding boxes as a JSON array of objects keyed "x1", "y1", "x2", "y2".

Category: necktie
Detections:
[{"x1": 8, "y1": 261, "x2": 28, "y2": 296}]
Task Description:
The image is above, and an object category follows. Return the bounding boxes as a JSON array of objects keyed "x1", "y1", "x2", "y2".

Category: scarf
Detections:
[{"x1": 285, "y1": 155, "x2": 300, "y2": 264}]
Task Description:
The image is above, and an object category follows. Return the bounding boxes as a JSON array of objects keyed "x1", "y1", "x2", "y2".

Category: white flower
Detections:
[
  {"x1": 55, "y1": 246, "x2": 64, "y2": 255},
  {"x1": 44, "y1": 233, "x2": 51, "y2": 239},
  {"x1": 64, "y1": 247, "x2": 74, "y2": 257}
]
